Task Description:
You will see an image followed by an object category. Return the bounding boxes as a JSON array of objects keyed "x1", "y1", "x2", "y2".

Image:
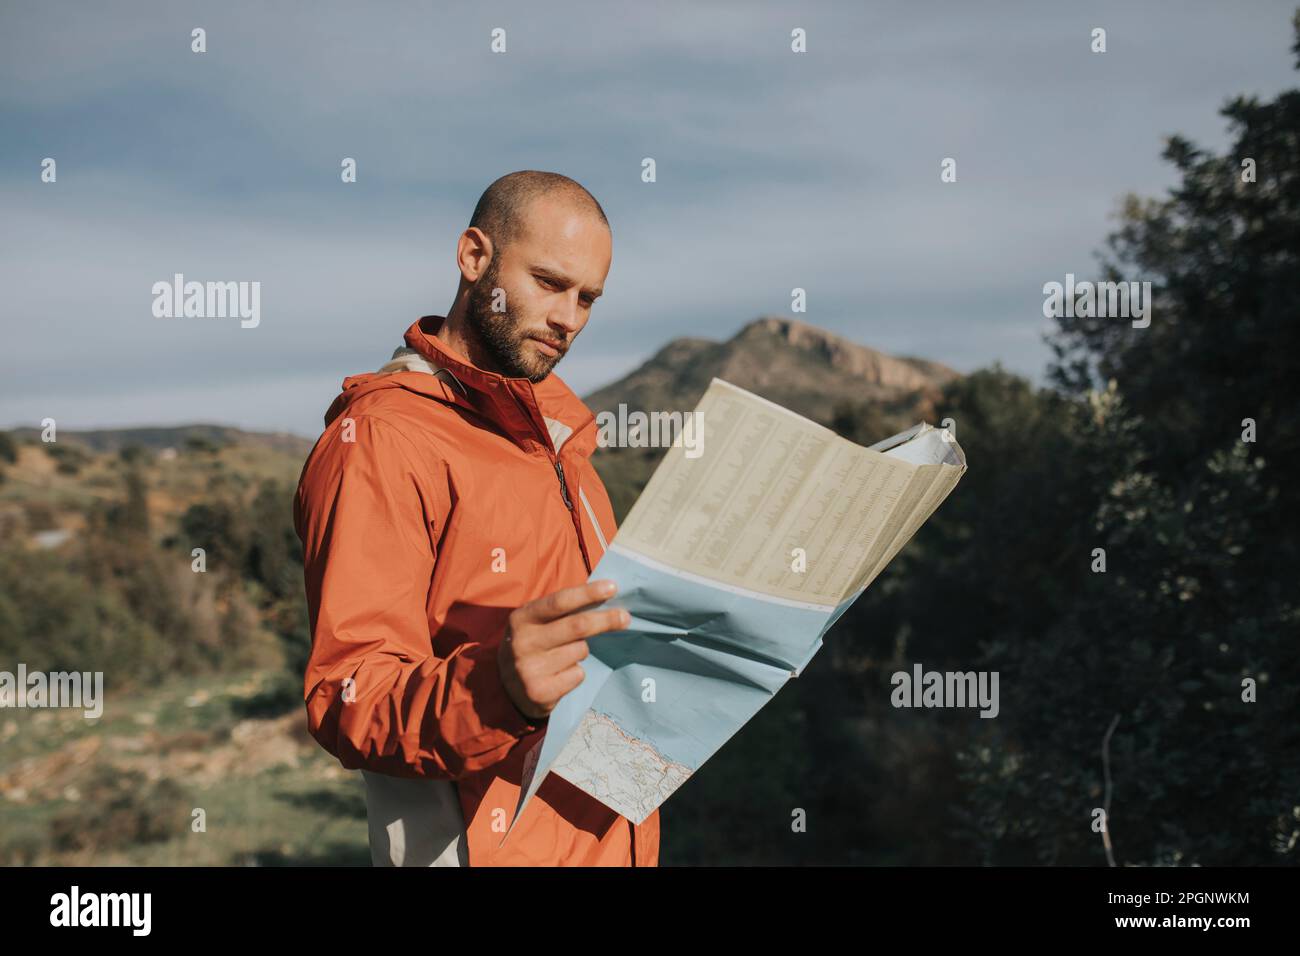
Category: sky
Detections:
[{"x1": 1, "y1": 0, "x2": 1296, "y2": 437}]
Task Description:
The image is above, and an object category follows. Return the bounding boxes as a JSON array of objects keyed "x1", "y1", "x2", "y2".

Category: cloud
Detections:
[{"x1": 2, "y1": 0, "x2": 1296, "y2": 434}]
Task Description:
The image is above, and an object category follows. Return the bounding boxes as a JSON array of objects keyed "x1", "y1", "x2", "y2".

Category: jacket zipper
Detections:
[
  {"x1": 506, "y1": 387, "x2": 592, "y2": 570},
  {"x1": 551, "y1": 453, "x2": 593, "y2": 571},
  {"x1": 553, "y1": 459, "x2": 573, "y2": 510}
]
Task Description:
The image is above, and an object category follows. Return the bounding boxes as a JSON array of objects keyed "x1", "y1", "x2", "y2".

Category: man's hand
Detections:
[{"x1": 497, "y1": 580, "x2": 630, "y2": 721}]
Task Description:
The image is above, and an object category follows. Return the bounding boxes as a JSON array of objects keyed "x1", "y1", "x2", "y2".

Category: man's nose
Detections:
[{"x1": 548, "y1": 295, "x2": 584, "y2": 335}]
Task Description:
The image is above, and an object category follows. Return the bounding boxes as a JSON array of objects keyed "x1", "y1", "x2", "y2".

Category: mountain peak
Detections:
[
  {"x1": 727, "y1": 315, "x2": 958, "y2": 391},
  {"x1": 733, "y1": 315, "x2": 828, "y2": 341},
  {"x1": 584, "y1": 316, "x2": 959, "y2": 428}
]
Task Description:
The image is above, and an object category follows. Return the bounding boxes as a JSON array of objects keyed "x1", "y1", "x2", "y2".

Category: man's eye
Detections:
[{"x1": 537, "y1": 276, "x2": 562, "y2": 290}]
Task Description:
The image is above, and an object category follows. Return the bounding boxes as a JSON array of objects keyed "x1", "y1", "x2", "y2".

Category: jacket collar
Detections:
[{"x1": 398, "y1": 315, "x2": 599, "y2": 459}]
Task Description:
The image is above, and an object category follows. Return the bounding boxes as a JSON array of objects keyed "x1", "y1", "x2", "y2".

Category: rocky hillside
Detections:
[
  {"x1": 583, "y1": 316, "x2": 959, "y2": 426},
  {"x1": 5, "y1": 424, "x2": 312, "y2": 457}
]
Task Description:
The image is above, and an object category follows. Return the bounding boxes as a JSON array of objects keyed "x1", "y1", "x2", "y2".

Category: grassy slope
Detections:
[
  {"x1": 1, "y1": 436, "x2": 371, "y2": 866},
  {"x1": 0, "y1": 669, "x2": 369, "y2": 866}
]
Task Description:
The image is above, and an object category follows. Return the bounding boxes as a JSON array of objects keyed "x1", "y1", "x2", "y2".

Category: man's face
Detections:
[{"x1": 464, "y1": 195, "x2": 612, "y2": 382}]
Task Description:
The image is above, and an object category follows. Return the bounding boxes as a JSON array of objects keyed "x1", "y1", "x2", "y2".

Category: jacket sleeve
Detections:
[{"x1": 294, "y1": 412, "x2": 541, "y2": 780}]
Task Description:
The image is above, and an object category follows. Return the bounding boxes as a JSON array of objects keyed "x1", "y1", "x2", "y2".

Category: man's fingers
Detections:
[
  {"x1": 524, "y1": 580, "x2": 618, "y2": 624},
  {"x1": 549, "y1": 637, "x2": 591, "y2": 669},
  {"x1": 549, "y1": 664, "x2": 586, "y2": 701},
  {"x1": 505, "y1": 584, "x2": 629, "y2": 714},
  {"x1": 541, "y1": 607, "x2": 630, "y2": 648}
]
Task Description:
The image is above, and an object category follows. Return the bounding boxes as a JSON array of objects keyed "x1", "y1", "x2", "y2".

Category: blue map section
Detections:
[
  {"x1": 590, "y1": 546, "x2": 838, "y2": 673},
  {"x1": 522, "y1": 546, "x2": 856, "y2": 810}
]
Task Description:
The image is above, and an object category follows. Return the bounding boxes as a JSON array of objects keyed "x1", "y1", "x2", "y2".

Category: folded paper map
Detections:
[{"x1": 507, "y1": 378, "x2": 968, "y2": 835}]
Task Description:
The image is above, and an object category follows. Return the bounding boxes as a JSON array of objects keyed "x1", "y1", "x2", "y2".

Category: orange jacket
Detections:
[{"x1": 293, "y1": 315, "x2": 660, "y2": 866}]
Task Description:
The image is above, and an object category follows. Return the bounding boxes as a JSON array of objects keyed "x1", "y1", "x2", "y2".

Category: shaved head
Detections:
[
  {"x1": 441, "y1": 170, "x2": 612, "y2": 383},
  {"x1": 468, "y1": 170, "x2": 609, "y2": 254}
]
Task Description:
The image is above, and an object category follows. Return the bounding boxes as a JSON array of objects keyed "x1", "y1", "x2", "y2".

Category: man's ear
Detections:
[{"x1": 457, "y1": 226, "x2": 495, "y2": 283}]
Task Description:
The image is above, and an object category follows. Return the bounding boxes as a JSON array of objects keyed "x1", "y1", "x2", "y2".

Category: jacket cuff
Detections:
[{"x1": 460, "y1": 642, "x2": 545, "y2": 741}]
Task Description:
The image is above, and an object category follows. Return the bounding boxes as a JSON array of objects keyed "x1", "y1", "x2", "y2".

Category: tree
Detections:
[{"x1": 960, "y1": 12, "x2": 1300, "y2": 864}]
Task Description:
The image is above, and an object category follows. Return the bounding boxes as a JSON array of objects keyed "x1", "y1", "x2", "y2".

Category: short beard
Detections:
[{"x1": 463, "y1": 258, "x2": 563, "y2": 383}]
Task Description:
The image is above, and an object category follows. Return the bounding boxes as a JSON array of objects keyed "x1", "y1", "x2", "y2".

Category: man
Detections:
[{"x1": 293, "y1": 171, "x2": 659, "y2": 866}]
